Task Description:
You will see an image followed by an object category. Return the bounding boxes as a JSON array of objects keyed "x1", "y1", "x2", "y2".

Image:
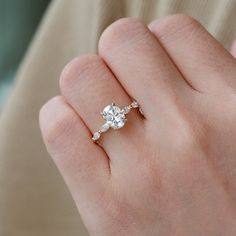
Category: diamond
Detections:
[
  {"x1": 92, "y1": 132, "x2": 100, "y2": 141},
  {"x1": 131, "y1": 101, "x2": 139, "y2": 108},
  {"x1": 102, "y1": 104, "x2": 126, "y2": 129},
  {"x1": 123, "y1": 106, "x2": 131, "y2": 114},
  {"x1": 100, "y1": 123, "x2": 110, "y2": 132}
]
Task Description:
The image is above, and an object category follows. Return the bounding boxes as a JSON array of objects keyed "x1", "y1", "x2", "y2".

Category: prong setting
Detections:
[{"x1": 92, "y1": 101, "x2": 140, "y2": 142}]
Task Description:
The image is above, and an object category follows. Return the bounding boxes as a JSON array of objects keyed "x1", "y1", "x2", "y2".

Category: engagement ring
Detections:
[{"x1": 92, "y1": 101, "x2": 140, "y2": 142}]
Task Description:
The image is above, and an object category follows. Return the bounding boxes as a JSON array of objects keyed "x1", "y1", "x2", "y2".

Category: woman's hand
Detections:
[{"x1": 39, "y1": 15, "x2": 236, "y2": 236}]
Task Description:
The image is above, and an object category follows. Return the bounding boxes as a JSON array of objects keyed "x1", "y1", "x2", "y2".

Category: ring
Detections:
[{"x1": 92, "y1": 101, "x2": 141, "y2": 141}]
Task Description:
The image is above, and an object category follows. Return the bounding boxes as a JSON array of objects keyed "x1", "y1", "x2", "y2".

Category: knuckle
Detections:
[
  {"x1": 140, "y1": 159, "x2": 161, "y2": 192},
  {"x1": 173, "y1": 121, "x2": 205, "y2": 162},
  {"x1": 99, "y1": 17, "x2": 147, "y2": 53},
  {"x1": 40, "y1": 97, "x2": 77, "y2": 147},
  {"x1": 167, "y1": 111, "x2": 200, "y2": 154},
  {"x1": 151, "y1": 14, "x2": 201, "y2": 38},
  {"x1": 59, "y1": 54, "x2": 102, "y2": 93},
  {"x1": 165, "y1": 14, "x2": 199, "y2": 27},
  {"x1": 46, "y1": 113, "x2": 75, "y2": 147},
  {"x1": 173, "y1": 126, "x2": 197, "y2": 152}
]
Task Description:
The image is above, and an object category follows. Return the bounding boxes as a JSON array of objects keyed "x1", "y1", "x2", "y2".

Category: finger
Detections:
[
  {"x1": 60, "y1": 55, "x2": 144, "y2": 166},
  {"x1": 149, "y1": 14, "x2": 236, "y2": 94},
  {"x1": 98, "y1": 18, "x2": 194, "y2": 120},
  {"x1": 39, "y1": 96, "x2": 110, "y2": 210}
]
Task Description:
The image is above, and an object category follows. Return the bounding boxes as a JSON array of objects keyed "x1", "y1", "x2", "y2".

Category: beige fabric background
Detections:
[{"x1": 0, "y1": 0, "x2": 235, "y2": 235}]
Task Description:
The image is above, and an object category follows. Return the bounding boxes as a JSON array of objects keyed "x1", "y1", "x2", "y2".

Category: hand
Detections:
[{"x1": 39, "y1": 15, "x2": 236, "y2": 236}]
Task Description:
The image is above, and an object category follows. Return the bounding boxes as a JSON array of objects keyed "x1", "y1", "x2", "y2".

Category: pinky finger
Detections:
[{"x1": 39, "y1": 96, "x2": 110, "y2": 213}]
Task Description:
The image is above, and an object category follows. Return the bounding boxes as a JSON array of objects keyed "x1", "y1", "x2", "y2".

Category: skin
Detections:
[
  {"x1": 231, "y1": 40, "x2": 236, "y2": 58},
  {"x1": 39, "y1": 15, "x2": 236, "y2": 236}
]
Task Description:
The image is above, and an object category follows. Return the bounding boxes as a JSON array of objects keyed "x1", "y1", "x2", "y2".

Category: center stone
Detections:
[{"x1": 102, "y1": 104, "x2": 126, "y2": 129}]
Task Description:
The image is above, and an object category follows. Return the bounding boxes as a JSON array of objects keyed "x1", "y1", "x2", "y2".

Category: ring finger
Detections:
[{"x1": 60, "y1": 54, "x2": 144, "y2": 166}]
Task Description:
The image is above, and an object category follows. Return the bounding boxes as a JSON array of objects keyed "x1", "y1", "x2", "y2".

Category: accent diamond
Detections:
[
  {"x1": 100, "y1": 123, "x2": 110, "y2": 132},
  {"x1": 123, "y1": 106, "x2": 131, "y2": 114},
  {"x1": 131, "y1": 101, "x2": 139, "y2": 108},
  {"x1": 92, "y1": 132, "x2": 100, "y2": 141}
]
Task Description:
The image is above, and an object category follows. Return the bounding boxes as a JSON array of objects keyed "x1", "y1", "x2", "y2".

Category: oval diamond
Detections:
[{"x1": 102, "y1": 104, "x2": 126, "y2": 129}]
